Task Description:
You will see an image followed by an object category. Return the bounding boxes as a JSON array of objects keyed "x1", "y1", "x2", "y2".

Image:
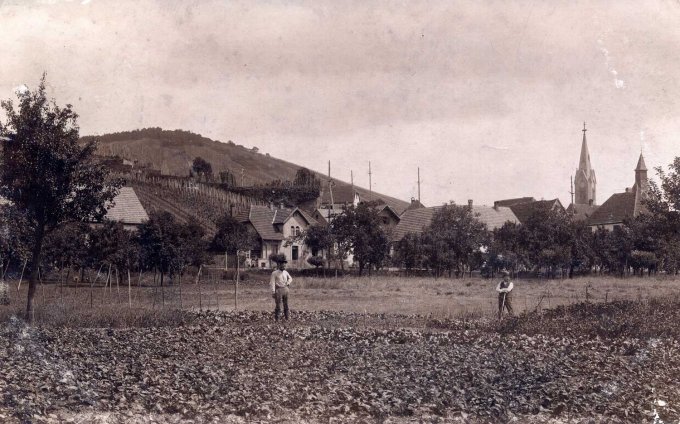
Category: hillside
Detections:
[{"x1": 81, "y1": 128, "x2": 410, "y2": 213}]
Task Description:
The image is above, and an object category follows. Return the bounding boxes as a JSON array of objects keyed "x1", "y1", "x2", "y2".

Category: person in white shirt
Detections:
[
  {"x1": 496, "y1": 270, "x2": 514, "y2": 319},
  {"x1": 270, "y1": 260, "x2": 293, "y2": 321}
]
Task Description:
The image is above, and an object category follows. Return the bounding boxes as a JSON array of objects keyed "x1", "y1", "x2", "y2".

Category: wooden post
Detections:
[
  {"x1": 16, "y1": 259, "x2": 27, "y2": 293},
  {"x1": 196, "y1": 265, "x2": 203, "y2": 311},
  {"x1": 115, "y1": 267, "x2": 120, "y2": 303},
  {"x1": 127, "y1": 269, "x2": 132, "y2": 308},
  {"x1": 235, "y1": 252, "x2": 239, "y2": 311}
]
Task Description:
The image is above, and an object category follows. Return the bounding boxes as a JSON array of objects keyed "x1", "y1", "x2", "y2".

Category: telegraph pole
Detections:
[
  {"x1": 569, "y1": 175, "x2": 576, "y2": 215},
  {"x1": 417, "y1": 167, "x2": 421, "y2": 203}
]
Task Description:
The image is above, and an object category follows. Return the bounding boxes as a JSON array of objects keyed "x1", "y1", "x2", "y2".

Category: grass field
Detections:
[{"x1": 2, "y1": 272, "x2": 679, "y2": 323}]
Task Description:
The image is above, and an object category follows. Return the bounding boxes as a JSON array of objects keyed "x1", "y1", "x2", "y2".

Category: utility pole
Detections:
[
  {"x1": 417, "y1": 167, "x2": 421, "y2": 203},
  {"x1": 569, "y1": 175, "x2": 575, "y2": 214},
  {"x1": 368, "y1": 161, "x2": 372, "y2": 193},
  {"x1": 328, "y1": 160, "x2": 334, "y2": 213}
]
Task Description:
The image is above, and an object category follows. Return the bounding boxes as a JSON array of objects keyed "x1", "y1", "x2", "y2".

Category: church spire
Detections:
[
  {"x1": 575, "y1": 122, "x2": 597, "y2": 205},
  {"x1": 579, "y1": 122, "x2": 592, "y2": 172}
]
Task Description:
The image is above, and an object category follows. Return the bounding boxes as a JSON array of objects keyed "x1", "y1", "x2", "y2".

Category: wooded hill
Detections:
[{"x1": 81, "y1": 128, "x2": 409, "y2": 213}]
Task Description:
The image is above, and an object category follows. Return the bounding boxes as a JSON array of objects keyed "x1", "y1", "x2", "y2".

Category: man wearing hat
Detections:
[
  {"x1": 496, "y1": 270, "x2": 514, "y2": 319},
  {"x1": 270, "y1": 259, "x2": 293, "y2": 321}
]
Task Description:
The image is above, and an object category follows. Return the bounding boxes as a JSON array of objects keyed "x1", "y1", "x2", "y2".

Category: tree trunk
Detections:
[{"x1": 25, "y1": 224, "x2": 46, "y2": 323}]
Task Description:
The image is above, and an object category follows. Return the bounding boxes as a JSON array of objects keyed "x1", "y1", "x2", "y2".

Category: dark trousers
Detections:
[
  {"x1": 274, "y1": 286, "x2": 289, "y2": 321},
  {"x1": 498, "y1": 292, "x2": 513, "y2": 318}
]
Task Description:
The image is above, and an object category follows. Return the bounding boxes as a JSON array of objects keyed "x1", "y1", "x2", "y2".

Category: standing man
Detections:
[
  {"x1": 496, "y1": 270, "x2": 514, "y2": 319},
  {"x1": 271, "y1": 260, "x2": 293, "y2": 321}
]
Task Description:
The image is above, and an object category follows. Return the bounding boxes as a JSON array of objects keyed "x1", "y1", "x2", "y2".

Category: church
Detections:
[
  {"x1": 566, "y1": 123, "x2": 600, "y2": 221},
  {"x1": 566, "y1": 123, "x2": 650, "y2": 230}
]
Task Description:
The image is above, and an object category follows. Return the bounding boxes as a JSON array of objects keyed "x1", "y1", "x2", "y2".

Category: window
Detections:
[
  {"x1": 290, "y1": 225, "x2": 295, "y2": 235},
  {"x1": 292, "y1": 246, "x2": 299, "y2": 260},
  {"x1": 295, "y1": 226, "x2": 300, "y2": 236}
]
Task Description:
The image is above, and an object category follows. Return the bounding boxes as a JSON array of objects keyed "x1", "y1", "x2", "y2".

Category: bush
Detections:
[
  {"x1": 268, "y1": 253, "x2": 287, "y2": 265},
  {"x1": 307, "y1": 255, "x2": 324, "y2": 269}
]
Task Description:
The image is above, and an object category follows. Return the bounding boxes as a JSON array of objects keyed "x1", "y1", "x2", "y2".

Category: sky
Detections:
[{"x1": 1, "y1": 0, "x2": 679, "y2": 207}]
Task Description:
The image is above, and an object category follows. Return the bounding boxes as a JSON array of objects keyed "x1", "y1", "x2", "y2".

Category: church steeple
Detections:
[
  {"x1": 634, "y1": 152, "x2": 648, "y2": 194},
  {"x1": 575, "y1": 122, "x2": 597, "y2": 205}
]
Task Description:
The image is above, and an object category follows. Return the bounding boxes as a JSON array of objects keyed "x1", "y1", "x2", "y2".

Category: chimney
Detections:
[{"x1": 468, "y1": 199, "x2": 473, "y2": 210}]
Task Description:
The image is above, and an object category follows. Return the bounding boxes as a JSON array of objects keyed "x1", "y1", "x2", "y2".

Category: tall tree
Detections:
[
  {"x1": 0, "y1": 77, "x2": 121, "y2": 320},
  {"x1": 211, "y1": 214, "x2": 256, "y2": 267},
  {"x1": 332, "y1": 203, "x2": 389, "y2": 275},
  {"x1": 422, "y1": 203, "x2": 488, "y2": 277}
]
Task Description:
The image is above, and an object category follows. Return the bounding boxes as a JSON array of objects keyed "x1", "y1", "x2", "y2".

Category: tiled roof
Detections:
[
  {"x1": 471, "y1": 205, "x2": 518, "y2": 230},
  {"x1": 320, "y1": 183, "x2": 355, "y2": 204},
  {"x1": 105, "y1": 187, "x2": 149, "y2": 225},
  {"x1": 566, "y1": 203, "x2": 600, "y2": 221},
  {"x1": 493, "y1": 197, "x2": 535, "y2": 208},
  {"x1": 248, "y1": 205, "x2": 284, "y2": 241},
  {"x1": 391, "y1": 207, "x2": 438, "y2": 241},
  {"x1": 404, "y1": 199, "x2": 426, "y2": 212},
  {"x1": 245, "y1": 205, "x2": 318, "y2": 241},
  {"x1": 391, "y1": 205, "x2": 518, "y2": 242},
  {"x1": 587, "y1": 192, "x2": 636, "y2": 226},
  {"x1": 509, "y1": 199, "x2": 564, "y2": 224}
]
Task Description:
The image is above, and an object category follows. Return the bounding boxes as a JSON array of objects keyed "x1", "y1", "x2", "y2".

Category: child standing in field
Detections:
[{"x1": 496, "y1": 270, "x2": 514, "y2": 319}]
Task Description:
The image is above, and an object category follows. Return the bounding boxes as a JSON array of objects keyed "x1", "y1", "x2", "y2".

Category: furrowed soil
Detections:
[{"x1": 2, "y1": 300, "x2": 680, "y2": 423}]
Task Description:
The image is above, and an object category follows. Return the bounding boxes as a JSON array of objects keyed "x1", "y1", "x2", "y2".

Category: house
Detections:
[
  {"x1": 587, "y1": 153, "x2": 649, "y2": 230},
  {"x1": 98, "y1": 186, "x2": 149, "y2": 231},
  {"x1": 391, "y1": 201, "x2": 519, "y2": 243},
  {"x1": 504, "y1": 198, "x2": 566, "y2": 225},
  {"x1": 238, "y1": 204, "x2": 318, "y2": 269}
]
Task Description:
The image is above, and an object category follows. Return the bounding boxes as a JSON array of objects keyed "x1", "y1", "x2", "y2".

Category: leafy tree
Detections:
[
  {"x1": 138, "y1": 211, "x2": 183, "y2": 286},
  {"x1": 42, "y1": 221, "x2": 91, "y2": 276},
  {"x1": 0, "y1": 77, "x2": 121, "y2": 320},
  {"x1": 293, "y1": 167, "x2": 321, "y2": 189},
  {"x1": 191, "y1": 157, "x2": 212, "y2": 179},
  {"x1": 303, "y1": 224, "x2": 334, "y2": 261},
  {"x1": 422, "y1": 203, "x2": 489, "y2": 277},
  {"x1": 486, "y1": 222, "x2": 526, "y2": 276},
  {"x1": 332, "y1": 203, "x2": 389, "y2": 275},
  {"x1": 644, "y1": 158, "x2": 680, "y2": 274},
  {"x1": 393, "y1": 232, "x2": 426, "y2": 272},
  {"x1": 211, "y1": 214, "x2": 257, "y2": 266}
]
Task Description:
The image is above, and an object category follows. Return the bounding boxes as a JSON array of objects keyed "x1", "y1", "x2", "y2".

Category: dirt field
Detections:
[{"x1": 2, "y1": 275, "x2": 680, "y2": 423}]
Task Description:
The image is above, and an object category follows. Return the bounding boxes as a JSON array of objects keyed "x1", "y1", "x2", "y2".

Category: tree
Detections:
[
  {"x1": 0, "y1": 77, "x2": 121, "y2": 320},
  {"x1": 422, "y1": 203, "x2": 489, "y2": 277},
  {"x1": 303, "y1": 224, "x2": 334, "y2": 259},
  {"x1": 644, "y1": 158, "x2": 680, "y2": 274},
  {"x1": 211, "y1": 214, "x2": 257, "y2": 268},
  {"x1": 332, "y1": 203, "x2": 389, "y2": 275},
  {"x1": 191, "y1": 157, "x2": 213, "y2": 179},
  {"x1": 293, "y1": 167, "x2": 321, "y2": 189}
]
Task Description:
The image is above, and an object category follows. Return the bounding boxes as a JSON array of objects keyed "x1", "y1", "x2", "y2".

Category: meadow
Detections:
[{"x1": 2, "y1": 271, "x2": 678, "y2": 324}]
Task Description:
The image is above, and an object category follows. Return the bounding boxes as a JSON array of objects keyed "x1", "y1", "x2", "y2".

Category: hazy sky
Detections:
[{"x1": 1, "y1": 0, "x2": 679, "y2": 207}]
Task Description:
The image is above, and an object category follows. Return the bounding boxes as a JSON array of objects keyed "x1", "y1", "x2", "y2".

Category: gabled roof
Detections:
[
  {"x1": 509, "y1": 199, "x2": 565, "y2": 224},
  {"x1": 248, "y1": 205, "x2": 284, "y2": 241},
  {"x1": 391, "y1": 205, "x2": 518, "y2": 242},
  {"x1": 566, "y1": 203, "x2": 600, "y2": 221},
  {"x1": 245, "y1": 205, "x2": 318, "y2": 241},
  {"x1": 105, "y1": 187, "x2": 149, "y2": 225},
  {"x1": 378, "y1": 204, "x2": 401, "y2": 221},
  {"x1": 587, "y1": 192, "x2": 636, "y2": 226},
  {"x1": 493, "y1": 197, "x2": 536, "y2": 208}
]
